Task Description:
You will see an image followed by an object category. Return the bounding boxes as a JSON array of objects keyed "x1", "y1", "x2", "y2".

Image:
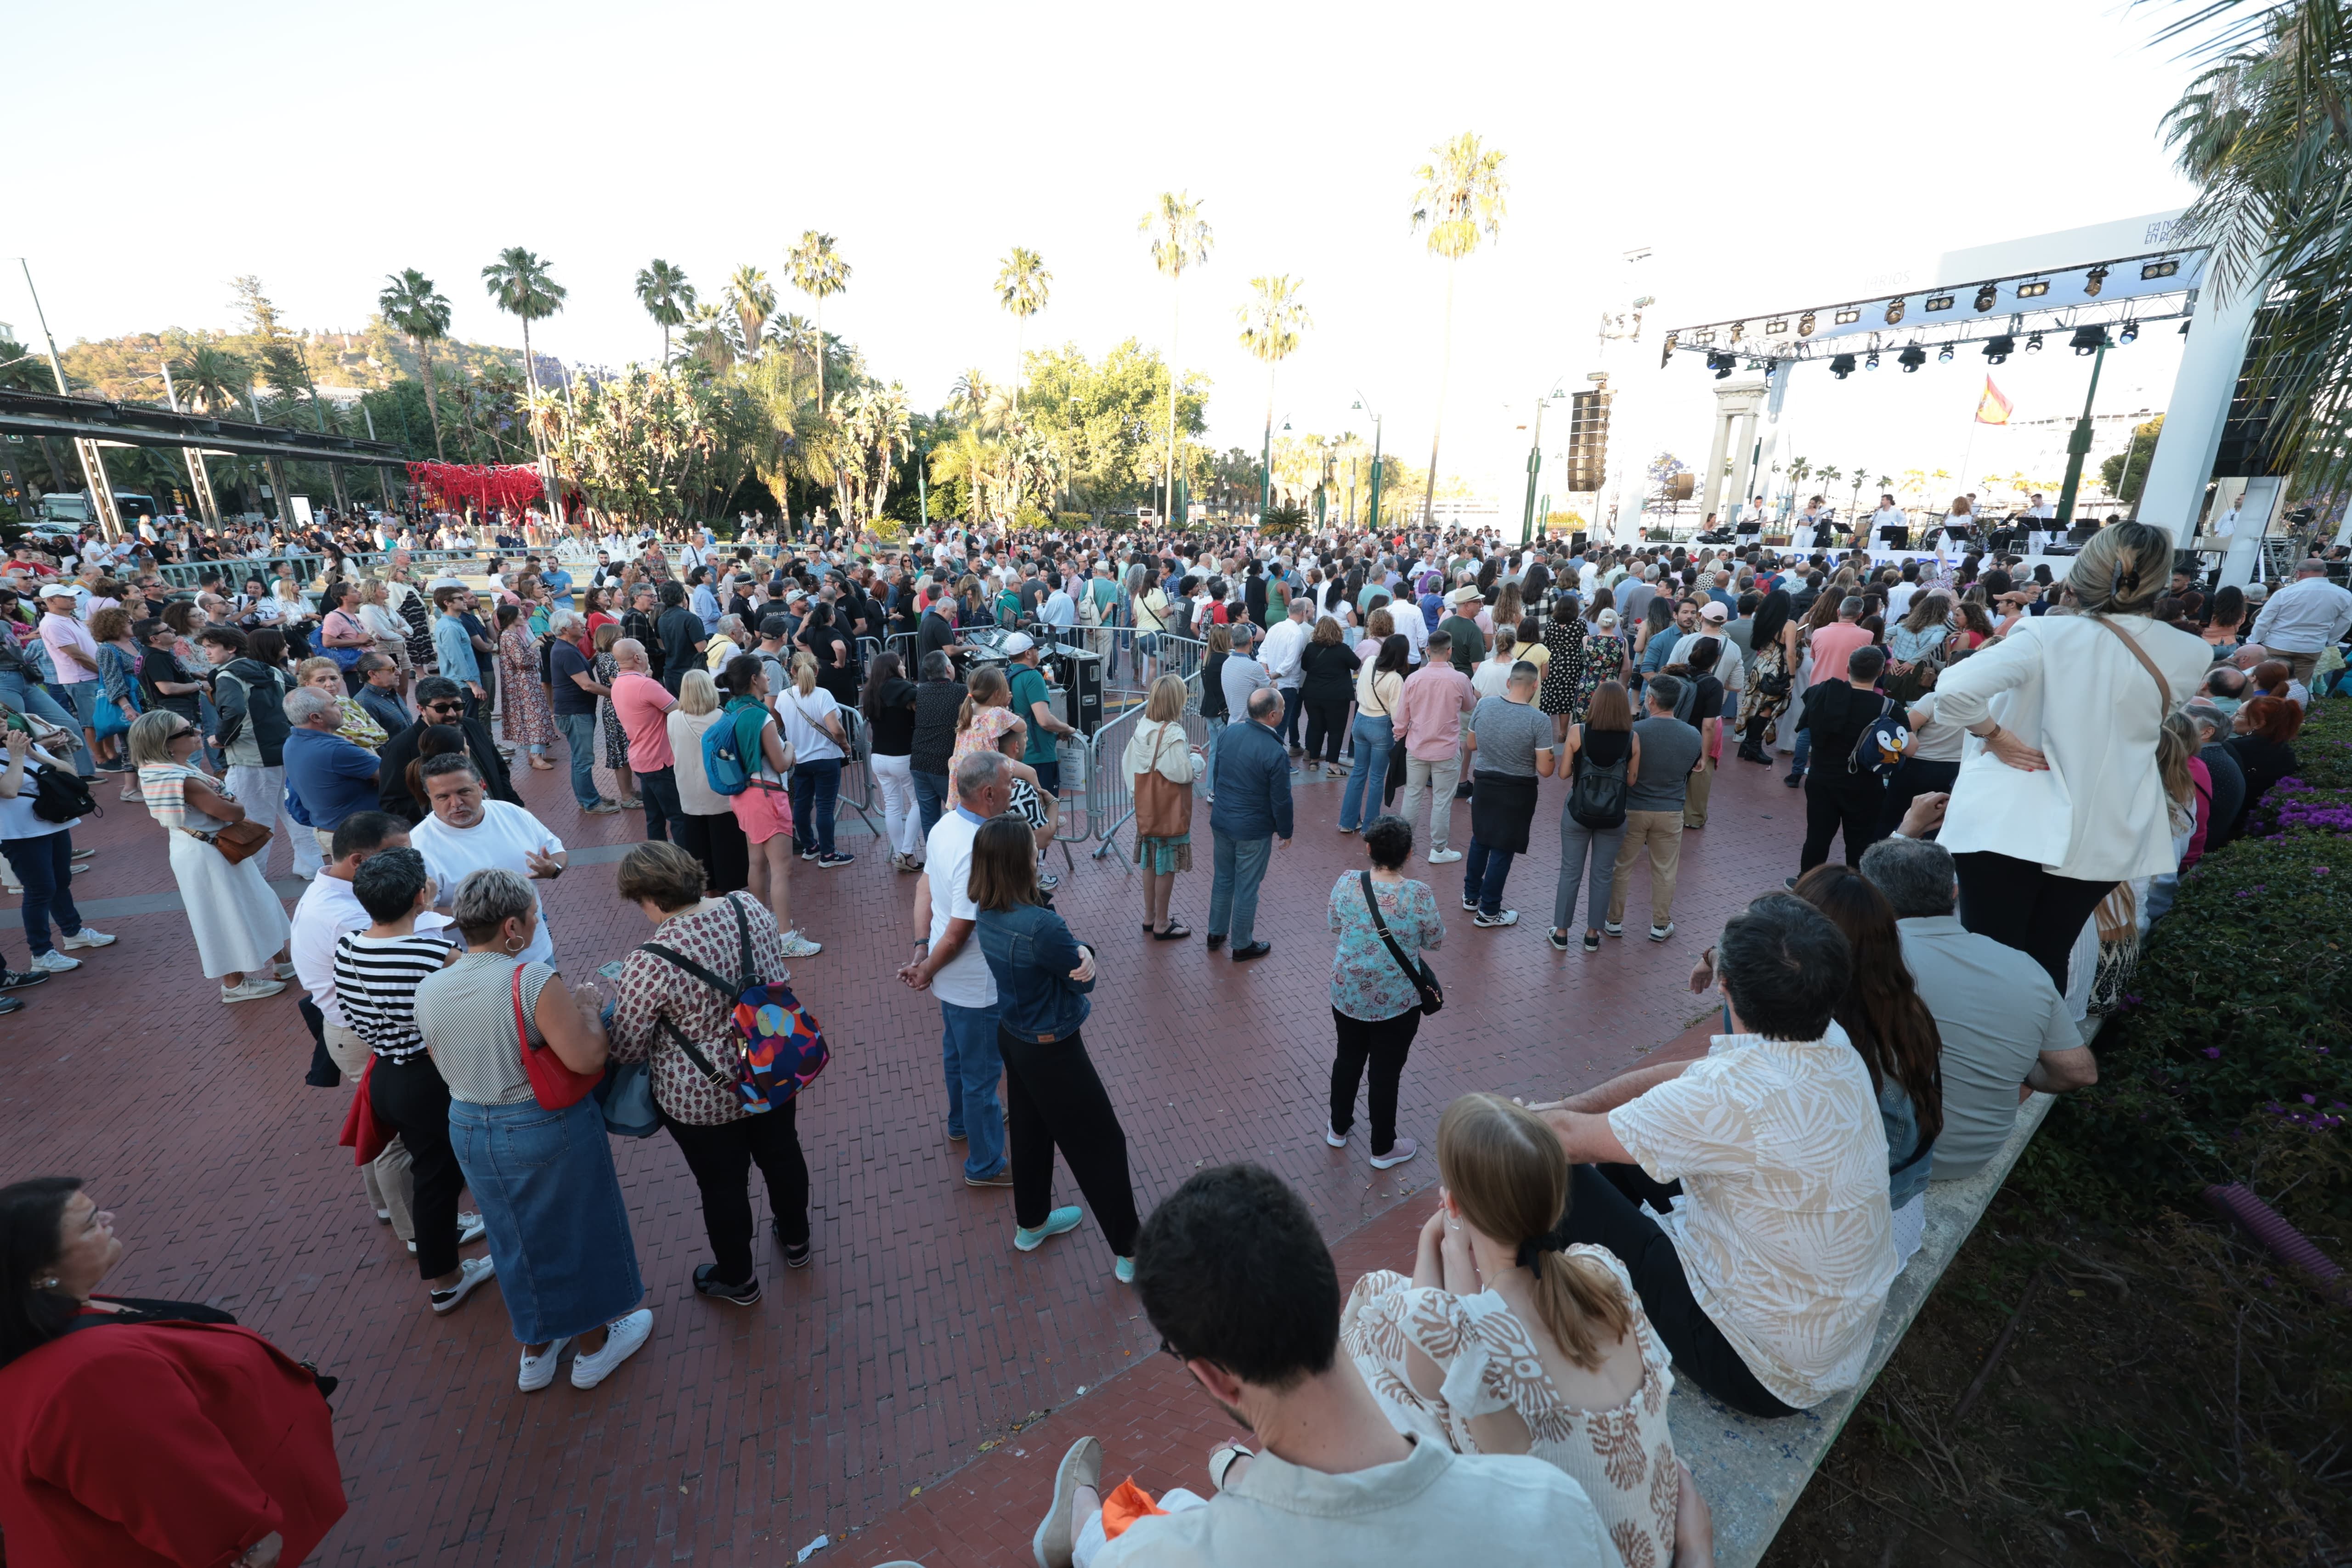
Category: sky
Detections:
[{"x1": 9, "y1": 0, "x2": 2211, "y2": 515}]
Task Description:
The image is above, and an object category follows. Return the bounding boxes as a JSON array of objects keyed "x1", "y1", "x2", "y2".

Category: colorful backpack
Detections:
[
  {"x1": 702, "y1": 700, "x2": 779, "y2": 796},
  {"x1": 641, "y1": 897, "x2": 829, "y2": 1114}
]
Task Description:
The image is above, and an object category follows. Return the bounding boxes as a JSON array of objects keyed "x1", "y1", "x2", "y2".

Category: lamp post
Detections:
[
  {"x1": 1352, "y1": 392, "x2": 1383, "y2": 536},
  {"x1": 1520, "y1": 382, "x2": 1566, "y2": 545},
  {"x1": 1261, "y1": 416, "x2": 1289, "y2": 516}
]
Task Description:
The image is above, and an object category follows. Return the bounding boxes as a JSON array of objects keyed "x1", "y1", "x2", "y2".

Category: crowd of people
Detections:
[{"x1": 0, "y1": 497, "x2": 2346, "y2": 1567}]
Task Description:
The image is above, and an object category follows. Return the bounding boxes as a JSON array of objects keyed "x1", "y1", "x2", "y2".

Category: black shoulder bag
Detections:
[{"x1": 1359, "y1": 871, "x2": 1443, "y2": 1015}]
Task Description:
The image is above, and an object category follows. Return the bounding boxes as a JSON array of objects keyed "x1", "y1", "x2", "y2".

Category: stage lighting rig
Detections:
[
  {"x1": 1937, "y1": 345, "x2": 1955, "y2": 362},
  {"x1": 2119, "y1": 320, "x2": 2139, "y2": 344},
  {"x1": 1706, "y1": 350, "x2": 1735, "y2": 379},
  {"x1": 1984, "y1": 335, "x2": 2015, "y2": 363},
  {"x1": 2143, "y1": 259, "x2": 2180, "y2": 280},
  {"x1": 2026, "y1": 332, "x2": 2045, "y2": 353},
  {"x1": 1897, "y1": 346, "x2": 1927, "y2": 373},
  {"x1": 1829, "y1": 353, "x2": 1857, "y2": 379},
  {"x1": 1973, "y1": 283, "x2": 1998, "y2": 311},
  {"x1": 2017, "y1": 280, "x2": 2050, "y2": 298},
  {"x1": 2085, "y1": 265, "x2": 2109, "y2": 297},
  {"x1": 1866, "y1": 352, "x2": 1881, "y2": 370},
  {"x1": 1885, "y1": 298, "x2": 1906, "y2": 325},
  {"x1": 2070, "y1": 325, "x2": 2109, "y2": 355}
]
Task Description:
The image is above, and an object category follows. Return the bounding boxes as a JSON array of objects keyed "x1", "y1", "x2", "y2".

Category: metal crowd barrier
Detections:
[{"x1": 1072, "y1": 641, "x2": 1208, "y2": 861}]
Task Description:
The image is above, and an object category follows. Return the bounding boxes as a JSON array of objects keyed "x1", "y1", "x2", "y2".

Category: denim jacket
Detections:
[{"x1": 974, "y1": 901, "x2": 1093, "y2": 1044}]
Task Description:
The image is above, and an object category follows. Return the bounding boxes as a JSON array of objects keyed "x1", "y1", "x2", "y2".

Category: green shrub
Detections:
[{"x1": 1015, "y1": 505, "x2": 1051, "y2": 532}]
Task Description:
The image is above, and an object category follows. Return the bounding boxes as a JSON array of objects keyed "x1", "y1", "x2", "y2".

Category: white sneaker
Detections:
[
  {"x1": 517, "y1": 1336, "x2": 573, "y2": 1393},
  {"x1": 570, "y1": 1308, "x2": 654, "y2": 1388},
  {"x1": 1323, "y1": 1125, "x2": 1347, "y2": 1148},
  {"x1": 406, "y1": 1212, "x2": 486, "y2": 1253},
  {"x1": 1370, "y1": 1136, "x2": 1420, "y2": 1170},
  {"x1": 220, "y1": 978, "x2": 286, "y2": 1003},
  {"x1": 29, "y1": 951, "x2": 80, "y2": 974},
  {"x1": 429, "y1": 1254, "x2": 497, "y2": 1314},
  {"x1": 1474, "y1": 909, "x2": 1520, "y2": 928},
  {"x1": 1427, "y1": 849, "x2": 1463, "y2": 864},
  {"x1": 272, "y1": 960, "x2": 298, "y2": 981},
  {"x1": 779, "y1": 930, "x2": 822, "y2": 958},
  {"x1": 57, "y1": 928, "x2": 116, "y2": 951}
]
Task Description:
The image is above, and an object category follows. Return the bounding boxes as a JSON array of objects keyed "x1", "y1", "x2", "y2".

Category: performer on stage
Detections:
[{"x1": 1869, "y1": 493, "x2": 1909, "y2": 550}]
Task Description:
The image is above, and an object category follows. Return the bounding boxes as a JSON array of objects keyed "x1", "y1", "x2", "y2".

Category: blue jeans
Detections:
[
  {"x1": 555, "y1": 711, "x2": 600, "y2": 809},
  {"x1": 1, "y1": 832, "x2": 83, "y2": 956},
  {"x1": 56, "y1": 680, "x2": 97, "y2": 778},
  {"x1": 1208, "y1": 828, "x2": 1274, "y2": 947},
  {"x1": 1339, "y1": 715, "x2": 1393, "y2": 830},
  {"x1": 913, "y1": 769, "x2": 949, "y2": 843},
  {"x1": 1789, "y1": 726, "x2": 1812, "y2": 778},
  {"x1": 0, "y1": 673, "x2": 79, "y2": 770},
  {"x1": 1202, "y1": 715, "x2": 1228, "y2": 792},
  {"x1": 1463, "y1": 841, "x2": 1515, "y2": 917},
  {"x1": 941, "y1": 998, "x2": 1007, "y2": 1179},
  {"x1": 1279, "y1": 686, "x2": 1304, "y2": 748},
  {"x1": 791, "y1": 756, "x2": 843, "y2": 855}
]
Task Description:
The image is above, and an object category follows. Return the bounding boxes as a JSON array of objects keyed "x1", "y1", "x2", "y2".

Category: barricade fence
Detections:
[{"x1": 1069, "y1": 635, "x2": 1208, "y2": 861}]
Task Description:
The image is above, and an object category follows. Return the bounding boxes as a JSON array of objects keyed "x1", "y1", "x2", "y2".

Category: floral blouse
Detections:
[
  {"x1": 608, "y1": 892, "x2": 795, "y2": 1126},
  {"x1": 1342, "y1": 1250, "x2": 1679, "y2": 1568},
  {"x1": 1326, "y1": 872, "x2": 1443, "y2": 1022}
]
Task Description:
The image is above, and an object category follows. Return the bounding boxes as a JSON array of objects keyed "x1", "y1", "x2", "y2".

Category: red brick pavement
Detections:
[{"x1": 1, "y1": 744, "x2": 1802, "y2": 1566}]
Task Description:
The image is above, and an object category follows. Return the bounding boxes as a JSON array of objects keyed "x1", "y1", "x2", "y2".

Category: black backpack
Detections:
[
  {"x1": 30, "y1": 764, "x2": 98, "y2": 825},
  {"x1": 1566, "y1": 727, "x2": 1629, "y2": 830}
]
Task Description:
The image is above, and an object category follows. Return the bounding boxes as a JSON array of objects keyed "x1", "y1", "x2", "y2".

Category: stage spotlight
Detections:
[
  {"x1": 1973, "y1": 283, "x2": 1998, "y2": 312},
  {"x1": 2085, "y1": 265, "x2": 2109, "y2": 297},
  {"x1": 2143, "y1": 259, "x2": 2181, "y2": 280},
  {"x1": 1984, "y1": 334, "x2": 2015, "y2": 363},
  {"x1": 1829, "y1": 353, "x2": 1857, "y2": 379},
  {"x1": 2069, "y1": 325, "x2": 2109, "y2": 355},
  {"x1": 2017, "y1": 280, "x2": 2050, "y2": 298},
  {"x1": 1884, "y1": 298, "x2": 1906, "y2": 325},
  {"x1": 2119, "y1": 320, "x2": 2140, "y2": 344},
  {"x1": 1706, "y1": 350, "x2": 1735, "y2": 379},
  {"x1": 1898, "y1": 346, "x2": 1927, "y2": 373},
  {"x1": 1926, "y1": 294, "x2": 1954, "y2": 312},
  {"x1": 1834, "y1": 308, "x2": 1862, "y2": 325},
  {"x1": 1866, "y1": 352, "x2": 1881, "y2": 371},
  {"x1": 1937, "y1": 345, "x2": 1955, "y2": 362},
  {"x1": 1798, "y1": 311, "x2": 1816, "y2": 337},
  {"x1": 1765, "y1": 318, "x2": 1790, "y2": 335},
  {"x1": 2026, "y1": 332, "x2": 2045, "y2": 353}
]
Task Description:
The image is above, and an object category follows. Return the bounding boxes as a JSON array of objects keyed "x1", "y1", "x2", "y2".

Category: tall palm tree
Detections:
[
  {"x1": 786, "y1": 232, "x2": 851, "y2": 418},
  {"x1": 480, "y1": 246, "x2": 567, "y2": 401},
  {"x1": 725, "y1": 265, "x2": 778, "y2": 357},
  {"x1": 1237, "y1": 274, "x2": 1311, "y2": 519},
  {"x1": 172, "y1": 346, "x2": 252, "y2": 416},
  {"x1": 377, "y1": 268, "x2": 452, "y2": 459},
  {"x1": 949, "y1": 368, "x2": 995, "y2": 431},
  {"x1": 1408, "y1": 133, "x2": 1509, "y2": 526},
  {"x1": 1140, "y1": 191, "x2": 1212, "y2": 525},
  {"x1": 994, "y1": 247, "x2": 1052, "y2": 414},
  {"x1": 634, "y1": 259, "x2": 695, "y2": 367}
]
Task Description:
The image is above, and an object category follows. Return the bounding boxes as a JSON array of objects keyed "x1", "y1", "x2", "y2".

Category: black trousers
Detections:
[
  {"x1": 664, "y1": 1102, "x2": 810, "y2": 1284},
  {"x1": 1303, "y1": 697, "x2": 1351, "y2": 764},
  {"x1": 1954, "y1": 850, "x2": 2115, "y2": 994},
  {"x1": 1561, "y1": 1163, "x2": 1801, "y2": 1419},
  {"x1": 1800, "y1": 776, "x2": 1886, "y2": 872},
  {"x1": 999, "y1": 1028, "x2": 1141, "y2": 1255},
  {"x1": 674, "y1": 809, "x2": 751, "y2": 894},
  {"x1": 1879, "y1": 757, "x2": 1960, "y2": 839},
  {"x1": 368, "y1": 1053, "x2": 465, "y2": 1280},
  {"x1": 1330, "y1": 1007, "x2": 1420, "y2": 1156}
]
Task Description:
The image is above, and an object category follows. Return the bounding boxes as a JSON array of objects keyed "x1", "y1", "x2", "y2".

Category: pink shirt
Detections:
[
  {"x1": 610, "y1": 670, "x2": 677, "y2": 770},
  {"x1": 39, "y1": 611, "x2": 99, "y2": 684},
  {"x1": 1393, "y1": 663, "x2": 1477, "y2": 762},
  {"x1": 1807, "y1": 621, "x2": 1873, "y2": 684}
]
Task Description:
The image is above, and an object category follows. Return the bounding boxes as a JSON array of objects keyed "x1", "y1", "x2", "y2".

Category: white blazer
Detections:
[{"x1": 1934, "y1": 612, "x2": 2212, "y2": 882}]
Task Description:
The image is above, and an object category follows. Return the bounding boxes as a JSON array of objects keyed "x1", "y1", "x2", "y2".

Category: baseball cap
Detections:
[
  {"x1": 999, "y1": 632, "x2": 1036, "y2": 655},
  {"x1": 1699, "y1": 601, "x2": 1729, "y2": 623}
]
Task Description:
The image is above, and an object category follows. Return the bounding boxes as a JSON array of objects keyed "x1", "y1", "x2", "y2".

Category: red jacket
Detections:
[{"x1": 0, "y1": 1319, "x2": 346, "y2": 1568}]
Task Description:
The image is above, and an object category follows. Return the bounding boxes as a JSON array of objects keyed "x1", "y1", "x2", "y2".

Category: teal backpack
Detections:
[{"x1": 703, "y1": 701, "x2": 779, "y2": 795}]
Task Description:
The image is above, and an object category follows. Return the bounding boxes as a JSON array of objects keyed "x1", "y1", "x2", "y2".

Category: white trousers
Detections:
[
  {"x1": 871, "y1": 753, "x2": 924, "y2": 858},
  {"x1": 224, "y1": 764, "x2": 320, "y2": 876}
]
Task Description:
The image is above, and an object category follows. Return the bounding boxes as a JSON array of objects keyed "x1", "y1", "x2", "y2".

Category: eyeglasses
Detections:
[{"x1": 427, "y1": 702, "x2": 464, "y2": 715}]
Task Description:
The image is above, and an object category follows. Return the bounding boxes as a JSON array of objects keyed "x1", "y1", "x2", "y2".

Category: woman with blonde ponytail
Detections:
[
  {"x1": 948, "y1": 665, "x2": 1021, "y2": 808},
  {"x1": 1342, "y1": 1093, "x2": 1707, "y2": 1568}
]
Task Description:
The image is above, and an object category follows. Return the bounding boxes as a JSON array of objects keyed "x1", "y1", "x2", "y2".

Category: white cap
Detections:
[{"x1": 999, "y1": 631, "x2": 1036, "y2": 655}]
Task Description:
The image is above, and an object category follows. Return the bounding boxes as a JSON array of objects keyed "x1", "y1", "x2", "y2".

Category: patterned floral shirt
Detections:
[
  {"x1": 1342, "y1": 1250, "x2": 1679, "y2": 1568},
  {"x1": 1326, "y1": 872, "x2": 1443, "y2": 1022},
  {"x1": 608, "y1": 892, "x2": 793, "y2": 1126}
]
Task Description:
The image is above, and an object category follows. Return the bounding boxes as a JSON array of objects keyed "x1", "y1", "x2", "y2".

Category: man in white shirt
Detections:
[
  {"x1": 1885, "y1": 563, "x2": 1922, "y2": 622},
  {"x1": 1034, "y1": 1163, "x2": 1616, "y2": 1568},
  {"x1": 2247, "y1": 558, "x2": 2352, "y2": 685},
  {"x1": 1259, "y1": 598, "x2": 1312, "y2": 755},
  {"x1": 1384, "y1": 587, "x2": 1429, "y2": 668},
  {"x1": 1532, "y1": 892, "x2": 1896, "y2": 1416},
  {"x1": 898, "y1": 750, "x2": 1013, "y2": 1186},
  {"x1": 409, "y1": 753, "x2": 569, "y2": 964}
]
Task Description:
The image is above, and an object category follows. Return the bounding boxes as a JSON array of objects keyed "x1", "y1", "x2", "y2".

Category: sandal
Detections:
[{"x1": 1152, "y1": 923, "x2": 1192, "y2": 941}]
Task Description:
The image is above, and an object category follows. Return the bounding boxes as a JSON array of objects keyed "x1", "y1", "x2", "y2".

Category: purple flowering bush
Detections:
[{"x1": 2043, "y1": 702, "x2": 2352, "y2": 1227}]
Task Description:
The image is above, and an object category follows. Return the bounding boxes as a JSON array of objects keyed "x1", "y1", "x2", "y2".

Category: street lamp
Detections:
[
  {"x1": 1521, "y1": 379, "x2": 1567, "y2": 544},
  {"x1": 1351, "y1": 392, "x2": 1383, "y2": 534}
]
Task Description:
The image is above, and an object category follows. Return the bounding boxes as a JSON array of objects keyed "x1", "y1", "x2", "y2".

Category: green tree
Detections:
[
  {"x1": 786, "y1": 232, "x2": 851, "y2": 418},
  {"x1": 1019, "y1": 338, "x2": 1207, "y2": 510},
  {"x1": 2100, "y1": 415, "x2": 2164, "y2": 504},
  {"x1": 725, "y1": 264, "x2": 777, "y2": 357},
  {"x1": 171, "y1": 346, "x2": 252, "y2": 416},
  {"x1": 1140, "y1": 191, "x2": 1212, "y2": 523},
  {"x1": 377, "y1": 268, "x2": 453, "y2": 459},
  {"x1": 1408, "y1": 132, "x2": 1509, "y2": 526},
  {"x1": 994, "y1": 247, "x2": 1052, "y2": 414},
  {"x1": 633, "y1": 260, "x2": 695, "y2": 367},
  {"x1": 479, "y1": 246, "x2": 567, "y2": 404},
  {"x1": 1236, "y1": 274, "x2": 1310, "y2": 515}
]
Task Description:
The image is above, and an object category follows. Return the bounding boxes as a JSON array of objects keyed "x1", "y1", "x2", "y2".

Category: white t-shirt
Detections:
[
  {"x1": 921, "y1": 808, "x2": 995, "y2": 1008},
  {"x1": 411, "y1": 802, "x2": 566, "y2": 965},
  {"x1": 1885, "y1": 583, "x2": 1919, "y2": 621},
  {"x1": 773, "y1": 685, "x2": 844, "y2": 764},
  {"x1": 0, "y1": 758, "x2": 74, "y2": 842}
]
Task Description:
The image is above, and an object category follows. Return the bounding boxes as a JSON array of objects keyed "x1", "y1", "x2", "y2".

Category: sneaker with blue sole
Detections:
[{"x1": 1014, "y1": 1206, "x2": 1084, "y2": 1251}]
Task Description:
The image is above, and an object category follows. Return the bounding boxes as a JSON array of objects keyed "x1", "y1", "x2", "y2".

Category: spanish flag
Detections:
[{"x1": 1975, "y1": 376, "x2": 2013, "y2": 425}]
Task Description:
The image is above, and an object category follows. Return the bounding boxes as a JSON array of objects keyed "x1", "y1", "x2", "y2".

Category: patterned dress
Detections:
[
  {"x1": 1746, "y1": 634, "x2": 1793, "y2": 745},
  {"x1": 593, "y1": 651, "x2": 628, "y2": 768},
  {"x1": 1576, "y1": 633, "x2": 1627, "y2": 719},
  {"x1": 1342, "y1": 1249, "x2": 1679, "y2": 1568},
  {"x1": 498, "y1": 623, "x2": 553, "y2": 746},
  {"x1": 1538, "y1": 617, "x2": 1585, "y2": 719}
]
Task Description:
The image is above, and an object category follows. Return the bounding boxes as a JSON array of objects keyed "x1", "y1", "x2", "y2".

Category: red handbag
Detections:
[
  {"x1": 513, "y1": 963, "x2": 601, "y2": 1109},
  {"x1": 337, "y1": 1056, "x2": 393, "y2": 1166}
]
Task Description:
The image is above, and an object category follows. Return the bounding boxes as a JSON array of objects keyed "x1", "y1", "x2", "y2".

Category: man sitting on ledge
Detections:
[
  {"x1": 1530, "y1": 893, "x2": 1896, "y2": 1418},
  {"x1": 1030, "y1": 1163, "x2": 1615, "y2": 1567}
]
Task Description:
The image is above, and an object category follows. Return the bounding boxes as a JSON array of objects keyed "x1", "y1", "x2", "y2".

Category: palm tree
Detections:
[
  {"x1": 994, "y1": 248, "x2": 1052, "y2": 414},
  {"x1": 678, "y1": 302, "x2": 738, "y2": 373},
  {"x1": 480, "y1": 246, "x2": 567, "y2": 401},
  {"x1": 725, "y1": 265, "x2": 777, "y2": 358},
  {"x1": 1237, "y1": 275, "x2": 1311, "y2": 518},
  {"x1": 786, "y1": 232, "x2": 851, "y2": 418},
  {"x1": 949, "y1": 368, "x2": 996, "y2": 432},
  {"x1": 171, "y1": 346, "x2": 252, "y2": 417},
  {"x1": 634, "y1": 260, "x2": 695, "y2": 367},
  {"x1": 1408, "y1": 133, "x2": 1509, "y2": 526},
  {"x1": 377, "y1": 268, "x2": 453, "y2": 460},
  {"x1": 1139, "y1": 191, "x2": 1212, "y2": 525}
]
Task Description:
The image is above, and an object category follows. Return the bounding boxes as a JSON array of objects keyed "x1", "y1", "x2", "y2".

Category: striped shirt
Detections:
[{"x1": 333, "y1": 931, "x2": 456, "y2": 1061}]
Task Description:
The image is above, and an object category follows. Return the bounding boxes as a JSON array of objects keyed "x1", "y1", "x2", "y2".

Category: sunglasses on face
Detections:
[{"x1": 427, "y1": 702, "x2": 464, "y2": 716}]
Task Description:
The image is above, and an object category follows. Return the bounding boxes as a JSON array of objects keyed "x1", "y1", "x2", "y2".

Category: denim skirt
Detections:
[{"x1": 448, "y1": 1095, "x2": 644, "y2": 1344}]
